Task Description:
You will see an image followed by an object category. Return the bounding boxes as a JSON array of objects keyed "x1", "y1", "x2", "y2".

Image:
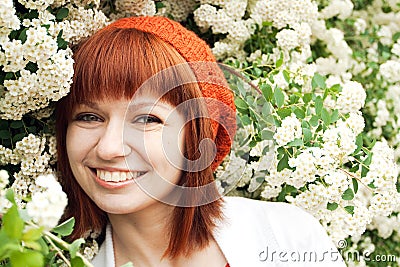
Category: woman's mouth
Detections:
[{"x1": 94, "y1": 169, "x2": 147, "y2": 182}]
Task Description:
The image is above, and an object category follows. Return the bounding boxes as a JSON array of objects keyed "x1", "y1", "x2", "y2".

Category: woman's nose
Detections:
[{"x1": 95, "y1": 121, "x2": 132, "y2": 160}]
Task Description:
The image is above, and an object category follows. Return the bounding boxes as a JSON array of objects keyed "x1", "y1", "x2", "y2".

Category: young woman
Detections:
[{"x1": 56, "y1": 17, "x2": 346, "y2": 267}]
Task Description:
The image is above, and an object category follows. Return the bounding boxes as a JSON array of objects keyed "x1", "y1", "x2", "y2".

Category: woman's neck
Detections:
[{"x1": 108, "y1": 202, "x2": 174, "y2": 266}]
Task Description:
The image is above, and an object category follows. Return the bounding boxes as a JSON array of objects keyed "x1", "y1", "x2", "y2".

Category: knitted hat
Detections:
[{"x1": 104, "y1": 16, "x2": 236, "y2": 170}]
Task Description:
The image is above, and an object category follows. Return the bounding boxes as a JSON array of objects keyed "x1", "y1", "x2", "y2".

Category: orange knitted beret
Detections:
[{"x1": 104, "y1": 16, "x2": 236, "y2": 170}]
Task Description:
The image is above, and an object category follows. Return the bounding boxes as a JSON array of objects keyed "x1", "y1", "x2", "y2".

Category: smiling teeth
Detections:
[{"x1": 96, "y1": 170, "x2": 145, "y2": 182}]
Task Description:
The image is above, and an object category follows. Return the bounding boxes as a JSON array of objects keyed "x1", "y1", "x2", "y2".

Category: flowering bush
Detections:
[{"x1": 1, "y1": 0, "x2": 400, "y2": 266}]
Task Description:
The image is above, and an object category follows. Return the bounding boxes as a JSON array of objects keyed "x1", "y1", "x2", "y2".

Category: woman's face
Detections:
[{"x1": 66, "y1": 93, "x2": 186, "y2": 214}]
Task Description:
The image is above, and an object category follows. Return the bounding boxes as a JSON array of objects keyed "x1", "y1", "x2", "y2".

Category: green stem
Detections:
[
  {"x1": 26, "y1": 221, "x2": 95, "y2": 267},
  {"x1": 43, "y1": 235, "x2": 71, "y2": 267},
  {"x1": 43, "y1": 230, "x2": 95, "y2": 267}
]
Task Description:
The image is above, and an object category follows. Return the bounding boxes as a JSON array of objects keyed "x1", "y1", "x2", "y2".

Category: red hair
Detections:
[{"x1": 56, "y1": 27, "x2": 223, "y2": 258}]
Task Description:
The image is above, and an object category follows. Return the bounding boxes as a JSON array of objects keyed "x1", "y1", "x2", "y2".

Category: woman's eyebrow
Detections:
[
  {"x1": 127, "y1": 101, "x2": 172, "y2": 112},
  {"x1": 78, "y1": 102, "x2": 100, "y2": 110}
]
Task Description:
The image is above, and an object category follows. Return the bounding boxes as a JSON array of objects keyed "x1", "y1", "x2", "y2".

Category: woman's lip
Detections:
[
  {"x1": 94, "y1": 175, "x2": 137, "y2": 189},
  {"x1": 89, "y1": 168, "x2": 147, "y2": 189},
  {"x1": 91, "y1": 167, "x2": 134, "y2": 172}
]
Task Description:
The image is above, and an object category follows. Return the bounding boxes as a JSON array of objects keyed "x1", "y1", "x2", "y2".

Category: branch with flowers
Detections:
[{"x1": 1, "y1": 0, "x2": 400, "y2": 266}]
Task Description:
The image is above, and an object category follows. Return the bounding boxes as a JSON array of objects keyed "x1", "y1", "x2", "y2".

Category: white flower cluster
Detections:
[
  {"x1": 0, "y1": 0, "x2": 110, "y2": 120},
  {"x1": 193, "y1": 0, "x2": 251, "y2": 59},
  {"x1": 113, "y1": 0, "x2": 156, "y2": 18},
  {"x1": 0, "y1": 134, "x2": 57, "y2": 203},
  {"x1": 260, "y1": 0, "x2": 318, "y2": 29},
  {"x1": 319, "y1": 0, "x2": 354, "y2": 20},
  {"x1": 368, "y1": 214, "x2": 400, "y2": 239},
  {"x1": 215, "y1": 150, "x2": 250, "y2": 191},
  {"x1": 335, "y1": 81, "x2": 366, "y2": 114},
  {"x1": 193, "y1": 0, "x2": 318, "y2": 60},
  {"x1": 54, "y1": 5, "x2": 109, "y2": 44},
  {"x1": 0, "y1": 169, "x2": 11, "y2": 213},
  {"x1": 322, "y1": 115, "x2": 362, "y2": 163},
  {"x1": 82, "y1": 240, "x2": 99, "y2": 261},
  {"x1": 26, "y1": 174, "x2": 68, "y2": 230},
  {"x1": 0, "y1": 0, "x2": 20, "y2": 44},
  {"x1": 379, "y1": 60, "x2": 400, "y2": 83},
  {"x1": 276, "y1": 23, "x2": 312, "y2": 52},
  {"x1": 346, "y1": 1, "x2": 400, "y2": 167},
  {"x1": 19, "y1": 0, "x2": 55, "y2": 11},
  {"x1": 285, "y1": 141, "x2": 400, "y2": 243},
  {"x1": 274, "y1": 114, "x2": 302, "y2": 146},
  {"x1": 0, "y1": 31, "x2": 73, "y2": 120},
  {"x1": 156, "y1": 0, "x2": 196, "y2": 22}
]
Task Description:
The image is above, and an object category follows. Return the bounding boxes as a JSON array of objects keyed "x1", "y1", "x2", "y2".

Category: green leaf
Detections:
[
  {"x1": 287, "y1": 138, "x2": 303, "y2": 147},
  {"x1": 234, "y1": 98, "x2": 248, "y2": 110},
  {"x1": 353, "y1": 134, "x2": 363, "y2": 155},
  {"x1": 0, "y1": 130, "x2": 11, "y2": 139},
  {"x1": 312, "y1": 73, "x2": 326, "y2": 89},
  {"x1": 314, "y1": 96, "x2": 323, "y2": 115},
  {"x1": 393, "y1": 32, "x2": 400, "y2": 42},
  {"x1": 13, "y1": 133, "x2": 26, "y2": 143},
  {"x1": 120, "y1": 262, "x2": 134, "y2": 267},
  {"x1": 344, "y1": 206, "x2": 354, "y2": 215},
  {"x1": 293, "y1": 108, "x2": 305, "y2": 119},
  {"x1": 0, "y1": 229, "x2": 19, "y2": 258},
  {"x1": 38, "y1": 237, "x2": 49, "y2": 255},
  {"x1": 69, "y1": 238, "x2": 85, "y2": 258},
  {"x1": 303, "y1": 93, "x2": 312, "y2": 104},
  {"x1": 261, "y1": 129, "x2": 274, "y2": 140},
  {"x1": 71, "y1": 256, "x2": 85, "y2": 267},
  {"x1": 327, "y1": 202, "x2": 338, "y2": 211},
  {"x1": 18, "y1": 28, "x2": 28, "y2": 43},
  {"x1": 321, "y1": 108, "x2": 331, "y2": 125},
  {"x1": 309, "y1": 115, "x2": 319, "y2": 127},
  {"x1": 289, "y1": 94, "x2": 300, "y2": 105},
  {"x1": 239, "y1": 115, "x2": 251, "y2": 126},
  {"x1": 276, "y1": 52, "x2": 284, "y2": 68},
  {"x1": 56, "y1": 8, "x2": 69, "y2": 21},
  {"x1": 57, "y1": 31, "x2": 68, "y2": 50},
  {"x1": 5, "y1": 189, "x2": 15, "y2": 203},
  {"x1": 260, "y1": 83, "x2": 273, "y2": 101},
  {"x1": 22, "y1": 228, "x2": 43, "y2": 242},
  {"x1": 330, "y1": 109, "x2": 339, "y2": 123},
  {"x1": 10, "y1": 250, "x2": 44, "y2": 267},
  {"x1": 274, "y1": 87, "x2": 285, "y2": 108},
  {"x1": 261, "y1": 102, "x2": 271, "y2": 116},
  {"x1": 277, "y1": 153, "x2": 289, "y2": 171},
  {"x1": 26, "y1": 10, "x2": 39, "y2": 19},
  {"x1": 361, "y1": 151, "x2": 372, "y2": 177},
  {"x1": 282, "y1": 70, "x2": 290, "y2": 83},
  {"x1": 3, "y1": 204, "x2": 25, "y2": 239},
  {"x1": 253, "y1": 67, "x2": 262, "y2": 77},
  {"x1": 235, "y1": 79, "x2": 246, "y2": 96},
  {"x1": 277, "y1": 184, "x2": 296, "y2": 202},
  {"x1": 352, "y1": 178, "x2": 358, "y2": 194},
  {"x1": 4, "y1": 72, "x2": 14, "y2": 80},
  {"x1": 155, "y1": 1, "x2": 165, "y2": 9},
  {"x1": 342, "y1": 188, "x2": 354, "y2": 200},
  {"x1": 53, "y1": 217, "x2": 75, "y2": 237},
  {"x1": 25, "y1": 62, "x2": 38, "y2": 73},
  {"x1": 9, "y1": 120, "x2": 23, "y2": 129},
  {"x1": 302, "y1": 128, "x2": 312, "y2": 143},
  {"x1": 23, "y1": 240, "x2": 42, "y2": 251},
  {"x1": 276, "y1": 107, "x2": 291, "y2": 118}
]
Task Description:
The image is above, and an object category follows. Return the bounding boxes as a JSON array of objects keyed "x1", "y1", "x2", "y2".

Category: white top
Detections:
[{"x1": 92, "y1": 196, "x2": 347, "y2": 267}]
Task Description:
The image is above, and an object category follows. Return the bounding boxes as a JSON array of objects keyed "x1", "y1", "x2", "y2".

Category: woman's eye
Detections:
[
  {"x1": 75, "y1": 113, "x2": 102, "y2": 122},
  {"x1": 135, "y1": 115, "x2": 162, "y2": 124}
]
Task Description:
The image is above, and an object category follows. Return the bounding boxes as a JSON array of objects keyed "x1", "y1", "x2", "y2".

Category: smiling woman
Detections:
[{"x1": 55, "y1": 16, "x2": 346, "y2": 267}]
